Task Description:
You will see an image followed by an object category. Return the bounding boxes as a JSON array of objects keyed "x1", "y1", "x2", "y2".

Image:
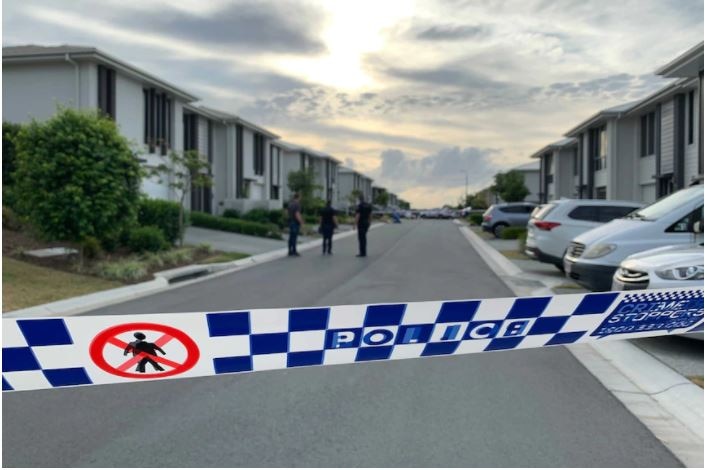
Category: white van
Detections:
[
  {"x1": 526, "y1": 199, "x2": 643, "y2": 271},
  {"x1": 563, "y1": 185, "x2": 704, "y2": 291}
]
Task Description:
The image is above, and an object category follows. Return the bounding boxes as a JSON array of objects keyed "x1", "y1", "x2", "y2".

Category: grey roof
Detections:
[
  {"x1": 277, "y1": 140, "x2": 340, "y2": 163},
  {"x1": 513, "y1": 160, "x2": 540, "y2": 171},
  {"x1": 529, "y1": 137, "x2": 577, "y2": 159},
  {"x1": 624, "y1": 77, "x2": 696, "y2": 116},
  {"x1": 3, "y1": 44, "x2": 199, "y2": 102},
  {"x1": 655, "y1": 41, "x2": 704, "y2": 77},
  {"x1": 564, "y1": 100, "x2": 641, "y2": 137},
  {"x1": 193, "y1": 106, "x2": 279, "y2": 139}
]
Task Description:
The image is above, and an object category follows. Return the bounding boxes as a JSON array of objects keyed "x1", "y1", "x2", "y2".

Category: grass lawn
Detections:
[
  {"x1": 201, "y1": 252, "x2": 250, "y2": 264},
  {"x1": 499, "y1": 249, "x2": 531, "y2": 260},
  {"x1": 3, "y1": 258, "x2": 121, "y2": 312}
]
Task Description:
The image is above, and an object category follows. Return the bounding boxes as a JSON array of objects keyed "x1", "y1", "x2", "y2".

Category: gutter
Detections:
[{"x1": 64, "y1": 53, "x2": 80, "y2": 107}]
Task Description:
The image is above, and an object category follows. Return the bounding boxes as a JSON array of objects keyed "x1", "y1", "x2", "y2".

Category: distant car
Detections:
[
  {"x1": 460, "y1": 206, "x2": 473, "y2": 216},
  {"x1": 525, "y1": 199, "x2": 643, "y2": 271},
  {"x1": 481, "y1": 202, "x2": 537, "y2": 237}
]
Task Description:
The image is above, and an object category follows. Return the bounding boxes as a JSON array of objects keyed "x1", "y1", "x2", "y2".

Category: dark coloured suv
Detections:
[{"x1": 481, "y1": 202, "x2": 537, "y2": 237}]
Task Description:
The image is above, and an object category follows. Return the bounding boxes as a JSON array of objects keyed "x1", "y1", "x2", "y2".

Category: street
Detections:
[{"x1": 3, "y1": 221, "x2": 681, "y2": 467}]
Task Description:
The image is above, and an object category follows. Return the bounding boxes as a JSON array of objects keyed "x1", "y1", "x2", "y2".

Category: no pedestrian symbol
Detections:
[{"x1": 89, "y1": 322, "x2": 200, "y2": 379}]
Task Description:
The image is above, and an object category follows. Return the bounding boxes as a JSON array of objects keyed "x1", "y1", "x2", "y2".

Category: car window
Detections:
[
  {"x1": 631, "y1": 185, "x2": 703, "y2": 221},
  {"x1": 567, "y1": 205, "x2": 600, "y2": 221},
  {"x1": 597, "y1": 206, "x2": 638, "y2": 222},
  {"x1": 533, "y1": 204, "x2": 556, "y2": 220},
  {"x1": 523, "y1": 205, "x2": 535, "y2": 213},
  {"x1": 499, "y1": 206, "x2": 522, "y2": 213},
  {"x1": 667, "y1": 206, "x2": 704, "y2": 233}
]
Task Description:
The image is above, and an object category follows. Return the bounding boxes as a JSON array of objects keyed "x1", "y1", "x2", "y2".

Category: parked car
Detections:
[
  {"x1": 612, "y1": 236, "x2": 704, "y2": 341},
  {"x1": 612, "y1": 242, "x2": 703, "y2": 291},
  {"x1": 525, "y1": 199, "x2": 643, "y2": 271},
  {"x1": 481, "y1": 202, "x2": 537, "y2": 237},
  {"x1": 563, "y1": 185, "x2": 704, "y2": 291}
]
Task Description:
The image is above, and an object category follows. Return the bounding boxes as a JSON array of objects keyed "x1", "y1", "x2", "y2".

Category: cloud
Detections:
[
  {"x1": 122, "y1": 1, "x2": 327, "y2": 54},
  {"x1": 373, "y1": 147, "x2": 501, "y2": 193},
  {"x1": 415, "y1": 24, "x2": 490, "y2": 40}
]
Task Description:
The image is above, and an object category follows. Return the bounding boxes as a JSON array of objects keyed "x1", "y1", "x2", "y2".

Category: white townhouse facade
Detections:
[
  {"x1": 196, "y1": 106, "x2": 281, "y2": 213},
  {"x1": 337, "y1": 166, "x2": 374, "y2": 210},
  {"x1": 530, "y1": 138, "x2": 578, "y2": 203},
  {"x1": 511, "y1": 161, "x2": 541, "y2": 203},
  {"x1": 2, "y1": 45, "x2": 198, "y2": 202},
  {"x1": 279, "y1": 141, "x2": 340, "y2": 205}
]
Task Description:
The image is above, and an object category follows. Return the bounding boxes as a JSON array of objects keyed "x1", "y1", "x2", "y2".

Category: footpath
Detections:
[{"x1": 456, "y1": 220, "x2": 703, "y2": 467}]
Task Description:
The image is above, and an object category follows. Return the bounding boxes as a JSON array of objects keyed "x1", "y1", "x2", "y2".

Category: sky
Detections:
[{"x1": 3, "y1": 0, "x2": 703, "y2": 207}]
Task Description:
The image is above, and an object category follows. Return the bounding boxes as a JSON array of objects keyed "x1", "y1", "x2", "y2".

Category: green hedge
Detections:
[
  {"x1": 127, "y1": 225, "x2": 169, "y2": 253},
  {"x1": 190, "y1": 212, "x2": 281, "y2": 239},
  {"x1": 499, "y1": 227, "x2": 527, "y2": 240},
  {"x1": 242, "y1": 208, "x2": 286, "y2": 229},
  {"x1": 468, "y1": 214, "x2": 483, "y2": 226},
  {"x1": 137, "y1": 198, "x2": 183, "y2": 244}
]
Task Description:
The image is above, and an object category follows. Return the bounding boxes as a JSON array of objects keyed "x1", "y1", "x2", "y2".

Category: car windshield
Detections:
[
  {"x1": 628, "y1": 185, "x2": 704, "y2": 221},
  {"x1": 533, "y1": 203, "x2": 556, "y2": 220}
]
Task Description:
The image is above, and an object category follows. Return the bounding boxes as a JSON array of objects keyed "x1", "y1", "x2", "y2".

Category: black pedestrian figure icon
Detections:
[{"x1": 123, "y1": 332, "x2": 167, "y2": 373}]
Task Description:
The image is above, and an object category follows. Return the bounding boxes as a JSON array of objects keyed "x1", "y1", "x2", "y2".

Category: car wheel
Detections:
[{"x1": 492, "y1": 223, "x2": 508, "y2": 238}]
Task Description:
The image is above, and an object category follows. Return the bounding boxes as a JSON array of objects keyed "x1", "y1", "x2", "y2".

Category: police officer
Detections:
[{"x1": 354, "y1": 194, "x2": 372, "y2": 257}]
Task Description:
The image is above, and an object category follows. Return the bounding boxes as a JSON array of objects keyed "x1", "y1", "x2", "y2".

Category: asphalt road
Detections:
[{"x1": 3, "y1": 221, "x2": 681, "y2": 467}]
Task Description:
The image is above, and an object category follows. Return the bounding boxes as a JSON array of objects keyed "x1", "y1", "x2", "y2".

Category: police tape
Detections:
[{"x1": 2, "y1": 287, "x2": 703, "y2": 392}]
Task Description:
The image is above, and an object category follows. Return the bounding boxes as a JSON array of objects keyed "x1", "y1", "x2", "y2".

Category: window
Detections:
[
  {"x1": 667, "y1": 206, "x2": 703, "y2": 233},
  {"x1": 143, "y1": 88, "x2": 172, "y2": 155},
  {"x1": 640, "y1": 112, "x2": 656, "y2": 157},
  {"x1": 633, "y1": 185, "x2": 702, "y2": 220},
  {"x1": 97, "y1": 65, "x2": 116, "y2": 119},
  {"x1": 183, "y1": 114, "x2": 198, "y2": 151},
  {"x1": 270, "y1": 144, "x2": 280, "y2": 200},
  {"x1": 595, "y1": 186, "x2": 607, "y2": 199},
  {"x1": 533, "y1": 203, "x2": 556, "y2": 220},
  {"x1": 592, "y1": 126, "x2": 607, "y2": 170},
  {"x1": 597, "y1": 206, "x2": 638, "y2": 222},
  {"x1": 568, "y1": 205, "x2": 600, "y2": 222},
  {"x1": 688, "y1": 90, "x2": 694, "y2": 145},
  {"x1": 253, "y1": 133, "x2": 265, "y2": 176},
  {"x1": 500, "y1": 205, "x2": 531, "y2": 214}
]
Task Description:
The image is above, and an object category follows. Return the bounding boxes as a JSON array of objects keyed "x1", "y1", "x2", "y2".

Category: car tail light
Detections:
[
  {"x1": 534, "y1": 221, "x2": 561, "y2": 231},
  {"x1": 483, "y1": 215, "x2": 492, "y2": 222}
]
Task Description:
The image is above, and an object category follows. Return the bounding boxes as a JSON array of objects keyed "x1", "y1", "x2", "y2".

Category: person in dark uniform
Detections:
[
  {"x1": 354, "y1": 194, "x2": 373, "y2": 257},
  {"x1": 123, "y1": 332, "x2": 166, "y2": 373},
  {"x1": 287, "y1": 193, "x2": 304, "y2": 256},
  {"x1": 319, "y1": 200, "x2": 338, "y2": 255}
]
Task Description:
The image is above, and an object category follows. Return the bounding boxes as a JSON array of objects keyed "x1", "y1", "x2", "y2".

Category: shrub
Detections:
[
  {"x1": 81, "y1": 236, "x2": 103, "y2": 260},
  {"x1": 96, "y1": 259, "x2": 148, "y2": 282},
  {"x1": 222, "y1": 209, "x2": 241, "y2": 219},
  {"x1": 161, "y1": 248, "x2": 194, "y2": 265},
  {"x1": 468, "y1": 214, "x2": 483, "y2": 226},
  {"x1": 500, "y1": 227, "x2": 527, "y2": 240},
  {"x1": 242, "y1": 208, "x2": 285, "y2": 228},
  {"x1": 127, "y1": 226, "x2": 168, "y2": 253},
  {"x1": 137, "y1": 198, "x2": 182, "y2": 245},
  {"x1": 3, "y1": 122, "x2": 22, "y2": 208},
  {"x1": 12, "y1": 108, "x2": 142, "y2": 243},
  {"x1": 190, "y1": 211, "x2": 281, "y2": 239},
  {"x1": 303, "y1": 214, "x2": 318, "y2": 225},
  {"x1": 2, "y1": 206, "x2": 23, "y2": 231}
]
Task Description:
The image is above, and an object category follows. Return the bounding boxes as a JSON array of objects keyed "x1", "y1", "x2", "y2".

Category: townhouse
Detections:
[
  {"x1": 3, "y1": 45, "x2": 284, "y2": 214},
  {"x1": 337, "y1": 166, "x2": 374, "y2": 210},
  {"x1": 279, "y1": 141, "x2": 340, "y2": 204},
  {"x1": 388, "y1": 193, "x2": 399, "y2": 208},
  {"x1": 3, "y1": 45, "x2": 198, "y2": 201},
  {"x1": 511, "y1": 161, "x2": 541, "y2": 203},
  {"x1": 531, "y1": 42, "x2": 703, "y2": 205}
]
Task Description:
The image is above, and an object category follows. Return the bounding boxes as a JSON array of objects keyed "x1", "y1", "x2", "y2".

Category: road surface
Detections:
[{"x1": 3, "y1": 221, "x2": 681, "y2": 467}]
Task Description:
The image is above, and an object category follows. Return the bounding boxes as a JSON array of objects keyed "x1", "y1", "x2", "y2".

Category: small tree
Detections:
[
  {"x1": 374, "y1": 189, "x2": 389, "y2": 207},
  {"x1": 398, "y1": 199, "x2": 411, "y2": 210},
  {"x1": 491, "y1": 170, "x2": 529, "y2": 202},
  {"x1": 13, "y1": 108, "x2": 142, "y2": 244},
  {"x1": 347, "y1": 189, "x2": 363, "y2": 207},
  {"x1": 151, "y1": 149, "x2": 212, "y2": 246},
  {"x1": 287, "y1": 167, "x2": 321, "y2": 213}
]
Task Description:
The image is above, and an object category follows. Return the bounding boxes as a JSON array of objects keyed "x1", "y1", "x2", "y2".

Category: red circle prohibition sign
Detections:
[{"x1": 89, "y1": 322, "x2": 200, "y2": 379}]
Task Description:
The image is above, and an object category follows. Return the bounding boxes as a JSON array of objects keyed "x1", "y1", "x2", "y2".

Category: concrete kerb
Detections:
[
  {"x1": 455, "y1": 219, "x2": 704, "y2": 467},
  {"x1": 4, "y1": 224, "x2": 384, "y2": 319}
]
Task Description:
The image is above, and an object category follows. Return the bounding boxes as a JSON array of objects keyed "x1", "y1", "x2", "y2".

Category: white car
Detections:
[
  {"x1": 612, "y1": 243, "x2": 704, "y2": 290},
  {"x1": 564, "y1": 185, "x2": 704, "y2": 291},
  {"x1": 525, "y1": 199, "x2": 642, "y2": 271}
]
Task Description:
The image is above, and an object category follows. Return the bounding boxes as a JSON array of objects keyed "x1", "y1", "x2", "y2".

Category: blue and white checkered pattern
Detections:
[
  {"x1": 3, "y1": 287, "x2": 702, "y2": 392},
  {"x1": 2, "y1": 319, "x2": 92, "y2": 391}
]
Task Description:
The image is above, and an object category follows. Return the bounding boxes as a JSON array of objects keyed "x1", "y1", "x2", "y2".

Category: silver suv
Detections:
[{"x1": 481, "y1": 202, "x2": 537, "y2": 237}]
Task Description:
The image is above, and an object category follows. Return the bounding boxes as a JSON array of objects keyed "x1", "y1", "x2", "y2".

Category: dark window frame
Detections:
[
  {"x1": 143, "y1": 87, "x2": 172, "y2": 155},
  {"x1": 640, "y1": 111, "x2": 656, "y2": 157},
  {"x1": 688, "y1": 90, "x2": 695, "y2": 145},
  {"x1": 97, "y1": 65, "x2": 116, "y2": 119}
]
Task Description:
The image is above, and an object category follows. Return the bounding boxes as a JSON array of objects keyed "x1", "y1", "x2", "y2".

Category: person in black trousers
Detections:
[
  {"x1": 354, "y1": 194, "x2": 372, "y2": 257},
  {"x1": 287, "y1": 193, "x2": 303, "y2": 256},
  {"x1": 319, "y1": 200, "x2": 338, "y2": 255}
]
